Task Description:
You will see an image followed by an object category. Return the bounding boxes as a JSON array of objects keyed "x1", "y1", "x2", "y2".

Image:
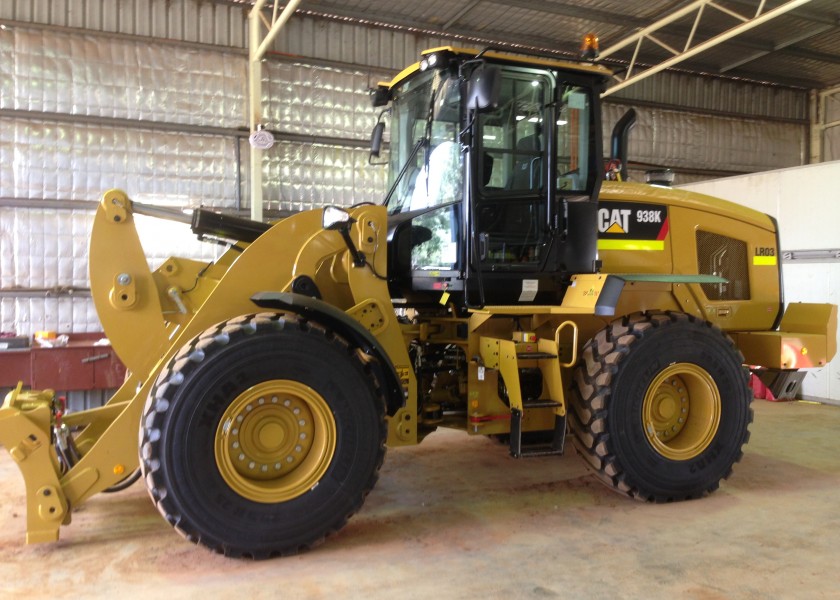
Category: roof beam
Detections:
[
  {"x1": 783, "y1": 45, "x2": 840, "y2": 66},
  {"x1": 483, "y1": 0, "x2": 649, "y2": 28},
  {"x1": 725, "y1": 0, "x2": 839, "y2": 26},
  {"x1": 600, "y1": 0, "x2": 815, "y2": 97},
  {"x1": 719, "y1": 23, "x2": 834, "y2": 72},
  {"x1": 442, "y1": 1, "x2": 483, "y2": 31},
  {"x1": 291, "y1": 1, "x2": 828, "y2": 88},
  {"x1": 296, "y1": 3, "x2": 584, "y2": 58}
]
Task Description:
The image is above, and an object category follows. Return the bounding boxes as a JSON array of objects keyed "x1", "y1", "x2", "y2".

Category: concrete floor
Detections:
[{"x1": 1, "y1": 399, "x2": 839, "y2": 599}]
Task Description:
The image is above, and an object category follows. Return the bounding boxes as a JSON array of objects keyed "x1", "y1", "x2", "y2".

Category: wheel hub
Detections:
[
  {"x1": 643, "y1": 363, "x2": 721, "y2": 461},
  {"x1": 215, "y1": 380, "x2": 336, "y2": 503},
  {"x1": 649, "y1": 379, "x2": 689, "y2": 440}
]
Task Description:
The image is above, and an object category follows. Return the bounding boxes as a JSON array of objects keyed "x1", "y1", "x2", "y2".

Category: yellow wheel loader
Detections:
[{"x1": 1, "y1": 47, "x2": 836, "y2": 558}]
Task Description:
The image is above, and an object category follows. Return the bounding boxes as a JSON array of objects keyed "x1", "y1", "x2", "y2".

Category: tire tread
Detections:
[
  {"x1": 569, "y1": 311, "x2": 753, "y2": 503},
  {"x1": 140, "y1": 312, "x2": 387, "y2": 559}
]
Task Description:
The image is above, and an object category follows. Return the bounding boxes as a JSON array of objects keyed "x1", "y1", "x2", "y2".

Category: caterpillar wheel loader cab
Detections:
[
  {"x1": 0, "y1": 47, "x2": 836, "y2": 558},
  {"x1": 381, "y1": 48, "x2": 606, "y2": 307}
]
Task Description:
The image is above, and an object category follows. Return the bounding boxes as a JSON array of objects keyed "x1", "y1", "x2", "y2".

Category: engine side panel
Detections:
[{"x1": 596, "y1": 183, "x2": 781, "y2": 332}]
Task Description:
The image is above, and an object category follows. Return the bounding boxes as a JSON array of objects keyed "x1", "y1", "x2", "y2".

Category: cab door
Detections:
[{"x1": 471, "y1": 67, "x2": 555, "y2": 304}]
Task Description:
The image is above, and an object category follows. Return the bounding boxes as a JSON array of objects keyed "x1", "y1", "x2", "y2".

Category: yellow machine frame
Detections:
[
  {"x1": 0, "y1": 45, "x2": 836, "y2": 550},
  {"x1": 2, "y1": 187, "x2": 835, "y2": 545}
]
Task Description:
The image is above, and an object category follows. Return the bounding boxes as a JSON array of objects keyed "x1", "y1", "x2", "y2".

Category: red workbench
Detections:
[{"x1": 0, "y1": 333, "x2": 126, "y2": 391}]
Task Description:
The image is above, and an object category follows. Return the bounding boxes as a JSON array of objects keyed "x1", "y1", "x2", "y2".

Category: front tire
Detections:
[
  {"x1": 140, "y1": 313, "x2": 387, "y2": 558},
  {"x1": 569, "y1": 312, "x2": 752, "y2": 502}
]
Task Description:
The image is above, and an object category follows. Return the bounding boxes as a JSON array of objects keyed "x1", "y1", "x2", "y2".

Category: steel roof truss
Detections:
[{"x1": 599, "y1": 0, "x2": 814, "y2": 97}]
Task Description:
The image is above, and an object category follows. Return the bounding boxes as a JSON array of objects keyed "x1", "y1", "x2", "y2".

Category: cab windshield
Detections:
[{"x1": 386, "y1": 70, "x2": 463, "y2": 215}]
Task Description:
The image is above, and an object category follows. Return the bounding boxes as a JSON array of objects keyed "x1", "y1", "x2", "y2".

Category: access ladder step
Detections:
[
  {"x1": 509, "y1": 410, "x2": 567, "y2": 459},
  {"x1": 516, "y1": 352, "x2": 557, "y2": 360},
  {"x1": 522, "y1": 399, "x2": 562, "y2": 409},
  {"x1": 517, "y1": 445, "x2": 565, "y2": 458}
]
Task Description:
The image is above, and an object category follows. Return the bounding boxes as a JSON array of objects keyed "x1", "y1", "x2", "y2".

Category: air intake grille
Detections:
[{"x1": 696, "y1": 231, "x2": 750, "y2": 301}]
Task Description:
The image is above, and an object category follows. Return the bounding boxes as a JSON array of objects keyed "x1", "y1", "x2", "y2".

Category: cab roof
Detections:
[{"x1": 382, "y1": 46, "x2": 613, "y2": 91}]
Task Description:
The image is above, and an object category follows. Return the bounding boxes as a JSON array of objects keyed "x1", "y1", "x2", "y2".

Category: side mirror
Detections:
[
  {"x1": 465, "y1": 64, "x2": 501, "y2": 111},
  {"x1": 371, "y1": 86, "x2": 390, "y2": 108},
  {"x1": 322, "y1": 206, "x2": 355, "y2": 231},
  {"x1": 370, "y1": 122, "x2": 385, "y2": 159},
  {"x1": 369, "y1": 109, "x2": 389, "y2": 165}
]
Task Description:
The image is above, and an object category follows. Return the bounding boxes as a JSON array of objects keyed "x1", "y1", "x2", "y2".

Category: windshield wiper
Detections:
[
  {"x1": 384, "y1": 79, "x2": 445, "y2": 211},
  {"x1": 421, "y1": 84, "x2": 438, "y2": 197},
  {"x1": 383, "y1": 136, "x2": 426, "y2": 209}
]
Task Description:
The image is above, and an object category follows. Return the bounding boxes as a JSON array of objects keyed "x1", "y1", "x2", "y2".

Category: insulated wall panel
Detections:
[
  {"x1": 0, "y1": 296, "x2": 100, "y2": 334},
  {"x1": 0, "y1": 118, "x2": 239, "y2": 205},
  {"x1": 603, "y1": 103, "x2": 806, "y2": 178},
  {"x1": 0, "y1": 207, "x2": 222, "y2": 333},
  {"x1": 133, "y1": 215, "x2": 222, "y2": 270},
  {"x1": 2, "y1": 0, "x2": 811, "y2": 122},
  {"x1": 1, "y1": 28, "x2": 245, "y2": 127},
  {"x1": 610, "y1": 71, "x2": 808, "y2": 122},
  {"x1": 0, "y1": 207, "x2": 90, "y2": 288},
  {"x1": 264, "y1": 62, "x2": 385, "y2": 141},
  {"x1": 247, "y1": 141, "x2": 389, "y2": 212}
]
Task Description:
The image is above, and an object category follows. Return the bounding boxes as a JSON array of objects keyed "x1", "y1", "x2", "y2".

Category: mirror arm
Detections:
[{"x1": 337, "y1": 226, "x2": 367, "y2": 268}]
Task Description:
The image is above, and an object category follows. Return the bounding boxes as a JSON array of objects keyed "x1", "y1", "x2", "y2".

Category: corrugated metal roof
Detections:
[{"x1": 297, "y1": 0, "x2": 840, "y2": 89}]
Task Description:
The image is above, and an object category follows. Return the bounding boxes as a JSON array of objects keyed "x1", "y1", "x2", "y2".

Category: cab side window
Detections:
[{"x1": 479, "y1": 74, "x2": 550, "y2": 192}]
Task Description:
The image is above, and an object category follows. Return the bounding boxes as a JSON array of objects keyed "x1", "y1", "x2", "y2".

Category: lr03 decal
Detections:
[
  {"x1": 753, "y1": 246, "x2": 777, "y2": 266},
  {"x1": 597, "y1": 201, "x2": 669, "y2": 251}
]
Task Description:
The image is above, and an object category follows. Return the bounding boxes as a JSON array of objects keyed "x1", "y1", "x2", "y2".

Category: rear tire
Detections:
[
  {"x1": 140, "y1": 313, "x2": 387, "y2": 558},
  {"x1": 569, "y1": 311, "x2": 752, "y2": 501}
]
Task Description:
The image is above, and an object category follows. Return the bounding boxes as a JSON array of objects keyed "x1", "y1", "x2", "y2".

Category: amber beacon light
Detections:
[{"x1": 581, "y1": 33, "x2": 600, "y2": 59}]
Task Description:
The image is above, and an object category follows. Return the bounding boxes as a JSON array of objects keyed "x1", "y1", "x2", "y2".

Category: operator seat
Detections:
[
  {"x1": 511, "y1": 134, "x2": 542, "y2": 190},
  {"x1": 482, "y1": 151, "x2": 494, "y2": 186}
]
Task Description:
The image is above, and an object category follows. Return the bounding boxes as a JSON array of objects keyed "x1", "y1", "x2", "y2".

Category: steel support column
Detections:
[{"x1": 248, "y1": 0, "x2": 303, "y2": 222}]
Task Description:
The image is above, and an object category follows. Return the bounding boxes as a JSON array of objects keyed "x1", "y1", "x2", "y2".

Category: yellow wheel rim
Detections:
[
  {"x1": 215, "y1": 380, "x2": 336, "y2": 503},
  {"x1": 642, "y1": 363, "x2": 721, "y2": 461}
]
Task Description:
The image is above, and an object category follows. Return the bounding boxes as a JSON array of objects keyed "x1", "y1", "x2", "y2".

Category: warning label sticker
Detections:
[{"x1": 396, "y1": 366, "x2": 411, "y2": 390}]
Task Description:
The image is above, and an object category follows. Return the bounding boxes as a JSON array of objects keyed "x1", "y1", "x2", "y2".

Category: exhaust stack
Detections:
[{"x1": 610, "y1": 108, "x2": 637, "y2": 181}]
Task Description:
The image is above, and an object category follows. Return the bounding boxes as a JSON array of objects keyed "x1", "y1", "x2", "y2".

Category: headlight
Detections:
[{"x1": 419, "y1": 53, "x2": 441, "y2": 72}]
